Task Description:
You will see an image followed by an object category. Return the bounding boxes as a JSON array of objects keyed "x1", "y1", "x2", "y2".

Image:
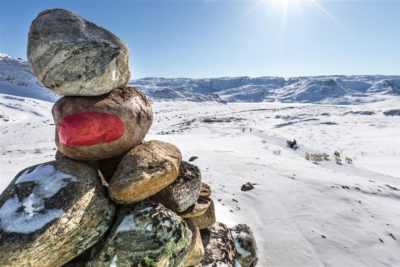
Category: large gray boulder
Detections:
[
  {"x1": 231, "y1": 224, "x2": 258, "y2": 267},
  {"x1": 52, "y1": 86, "x2": 153, "y2": 161},
  {"x1": 28, "y1": 8, "x2": 130, "y2": 96},
  {"x1": 109, "y1": 140, "x2": 182, "y2": 204},
  {"x1": 0, "y1": 160, "x2": 115, "y2": 267},
  {"x1": 153, "y1": 161, "x2": 201, "y2": 212},
  {"x1": 87, "y1": 202, "x2": 192, "y2": 267}
]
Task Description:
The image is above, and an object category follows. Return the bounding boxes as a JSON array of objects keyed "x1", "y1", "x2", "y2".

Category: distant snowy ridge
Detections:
[
  {"x1": 132, "y1": 76, "x2": 400, "y2": 104},
  {"x1": 0, "y1": 53, "x2": 398, "y2": 104}
]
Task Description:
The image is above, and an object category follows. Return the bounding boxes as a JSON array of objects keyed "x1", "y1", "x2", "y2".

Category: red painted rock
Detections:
[{"x1": 52, "y1": 86, "x2": 152, "y2": 160}]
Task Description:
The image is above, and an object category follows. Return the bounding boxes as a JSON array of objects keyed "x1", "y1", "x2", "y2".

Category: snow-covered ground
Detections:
[
  {"x1": 1, "y1": 93, "x2": 399, "y2": 266},
  {"x1": 0, "y1": 53, "x2": 399, "y2": 266}
]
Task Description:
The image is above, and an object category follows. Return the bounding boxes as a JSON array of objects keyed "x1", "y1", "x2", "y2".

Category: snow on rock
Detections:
[
  {"x1": 0, "y1": 164, "x2": 76, "y2": 233},
  {"x1": 0, "y1": 160, "x2": 116, "y2": 267}
]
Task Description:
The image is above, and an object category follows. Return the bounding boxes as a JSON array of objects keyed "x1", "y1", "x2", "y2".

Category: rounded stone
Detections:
[
  {"x1": 183, "y1": 219, "x2": 205, "y2": 267},
  {"x1": 28, "y1": 8, "x2": 130, "y2": 96},
  {"x1": 200, "y1": 182, "x2": 212, "y2": 197},
  {"x1": 191, "y1": 199, "x2": 216, "y2": 229},
  {"x1": 52, "y1": 86, "x2": 153, "y2": 160},
  {"x1": 231, "y1": 224, "x2": 258, "y2": 267},
  {"x1": 109, "y1": 140, "x2": 182, "y2": 204},
  {"x1": 87, "y1": 202, "x2": 192, "y2": 267},
  {"x1": 0, "y1": 160, "x2": 115, "y2": 267},
  {"x1": 153, "y1": 161, "x2": 201, "y2": 212},
  {"x1": 196, "y1": 222, "x2": 237, "y2": 267},
  {"x1": 180, "y1": 196, "x2": 212, "y2": 219}
]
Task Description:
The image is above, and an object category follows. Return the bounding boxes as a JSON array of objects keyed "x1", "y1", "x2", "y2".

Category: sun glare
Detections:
[{"x1": 249, "y1": 0, "x2": 351, "y2": 41}]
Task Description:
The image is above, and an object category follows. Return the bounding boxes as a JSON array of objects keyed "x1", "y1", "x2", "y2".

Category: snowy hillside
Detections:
[
  {"x1": 132, "y1": 75, "x2": 400, "y2": 104},
  {"x1": 0, "y1": 53, "x2": 57, "y2": 102},
  {"x1": 1, "y1": 53, "x2": 399, "y2": 104}
]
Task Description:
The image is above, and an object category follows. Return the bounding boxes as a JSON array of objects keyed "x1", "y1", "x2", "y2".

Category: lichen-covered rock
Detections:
[
  {"x1": 0, "y1": 160, "x2": 115, "y2": 267},
  {"x1": 153, "y1": 161, "x2": 201, "y2": 212},
  {"x1": 109, "y1": 140, "x2": 181, "y2": 204},
  {"x1": 87, "y1": 202, "x2": 192, "y2": 267},
  {"x1": 183, "y1": 219, "x2": 205, "y2": 267},
  {"x1": 231, "y1": 224, "x2": 258, "y2": 267},
  {"x1": 200, "y1": 182, "x2": 211, "y2": 198},
  {"x1": 191, "y1": 199, "x2": 216, "y2": 229},
  {"x1": 196, "y1": 222, "x2": 237, "y2": 267},
  {"x1": 180, "y1": 196, "x2": 212, "y2": 219},
  {"x1": 28, "y1": 8, "x2": 130, "y2": 96},
  {"x1": 52, "y1": 86, "x2": 152, "y2": 160}
]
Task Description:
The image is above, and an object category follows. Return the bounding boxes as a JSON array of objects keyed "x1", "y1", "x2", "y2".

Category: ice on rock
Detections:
[
  {"x1": 114, "y1": 214, "x2": 138, "y2": 235},
  {"x1": 232, "y1": 232, "x2": 252, "y2": 257},
  {"x1": 0, "y1": 164, "x2": 77, "y2": 233},
  {"x1": 110, "y1": 255, "x2": 118, "y2": 267}
]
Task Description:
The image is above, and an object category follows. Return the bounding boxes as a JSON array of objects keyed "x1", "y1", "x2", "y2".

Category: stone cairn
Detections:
[{"x1": 0, "y1": 9, "x2": 257, "y2": 267}]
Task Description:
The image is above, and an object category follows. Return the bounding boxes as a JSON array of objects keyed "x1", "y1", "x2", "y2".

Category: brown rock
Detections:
[
  {"x1": 52, "y1": 86, "x2": 153, "y2": 160},
  {"x1": 191, "y1": 199, "x2": 216, "y2": 229},
  {"x1": 241, "y1": 182, "x2": 255, "y2": 192},
  {"x1": 188, "y1": 156, "x2": 198, "y2": 162},
  {"x1": 200, "y1": 182, "x2": 212, "y2": 197},
  {"x1": 180, "y1": 196, "x2": 212, "y2": 219},
  {"x1": 196, "y1": 222, "x2": 236, "y2": 267},
  {"x1": 108, "y1": 140, "x2": 182, "y2": 204},
  {"x1": 0, "y1": 160, "x2": 115, "y2": 267},
  {"x1": 153, "y1": 161, "x2": 201, "y2": 212},
  {"x1": 183, "y1": 219, "x2": 205, "y2": 267}
]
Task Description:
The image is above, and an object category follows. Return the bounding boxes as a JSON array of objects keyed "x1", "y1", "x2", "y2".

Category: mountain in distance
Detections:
[
  {"x1": 1, "y1": 52, "x2": 399, "y2": 104},
  {"x1": 131, "y1": 75, "x2": 400, "y2": 104}
]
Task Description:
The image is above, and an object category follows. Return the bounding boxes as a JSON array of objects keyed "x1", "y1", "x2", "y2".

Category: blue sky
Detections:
[{"x1": 0, "y1": 0, "x2": 399, "y2": 78}]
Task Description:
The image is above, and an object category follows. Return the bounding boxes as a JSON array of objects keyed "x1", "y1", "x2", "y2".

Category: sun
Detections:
[{"x1": 253, "y1": 0, "x2": 348, "y2": 34}]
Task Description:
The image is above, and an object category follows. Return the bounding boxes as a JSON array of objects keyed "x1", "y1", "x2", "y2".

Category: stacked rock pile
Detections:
[{"x1": 0, "y1": 9, "x2": 257, "y2": 267}]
